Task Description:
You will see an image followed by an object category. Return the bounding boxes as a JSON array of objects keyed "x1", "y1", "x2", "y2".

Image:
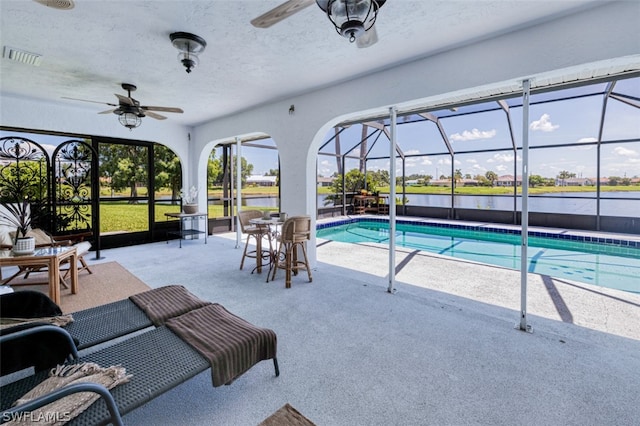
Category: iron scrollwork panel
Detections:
[
  {"x1": 0, "y1": 136, "x2": 50, "y2": 227},
  {"x1": 52, "y1": 140, "x2": 96, "y2": 233}
]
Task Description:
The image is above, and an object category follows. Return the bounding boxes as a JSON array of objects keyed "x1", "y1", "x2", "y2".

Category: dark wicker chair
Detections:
[{"x1": 1, "y1": 300, "x2": 279, "y2": 425}]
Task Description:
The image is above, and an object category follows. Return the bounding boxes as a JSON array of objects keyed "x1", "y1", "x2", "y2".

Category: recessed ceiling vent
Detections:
[
  {"x1": 33, "y1": 0, "x2": 75, "y2": 10},
  {"x1": 2, "y1": 46, "x2": 43, "y2": 66}
]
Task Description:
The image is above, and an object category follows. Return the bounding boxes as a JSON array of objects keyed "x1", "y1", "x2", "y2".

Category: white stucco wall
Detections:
[{"x1": 193, "y1": 2, "x2": 640, "y2": 264}]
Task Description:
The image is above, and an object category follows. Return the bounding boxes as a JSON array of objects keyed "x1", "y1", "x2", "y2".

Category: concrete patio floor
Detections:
[{"x1": 84, "y1": 230, "x2": 639, "y2": 425}]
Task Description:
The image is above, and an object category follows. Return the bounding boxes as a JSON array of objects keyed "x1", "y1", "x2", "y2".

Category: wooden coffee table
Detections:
[{"x1": 0, "y1": 246, "x2": 78, "y2": 305}]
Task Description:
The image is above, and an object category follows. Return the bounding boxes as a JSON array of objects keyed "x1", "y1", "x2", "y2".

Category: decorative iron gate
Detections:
[
  {"x1": 0, "y1": 136, "x2": 50, "y2": 227},
  {"x1": 0, "y1": 136, "x2": 99, "y2": 254}
]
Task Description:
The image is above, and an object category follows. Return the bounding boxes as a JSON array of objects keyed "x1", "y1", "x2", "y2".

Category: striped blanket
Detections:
[
  {"x1": 129, "y1": 285, "x2": 211, "y2": 326},
  {"x1": 166, "y1": 304, "x2": 277, "y2": 387}
]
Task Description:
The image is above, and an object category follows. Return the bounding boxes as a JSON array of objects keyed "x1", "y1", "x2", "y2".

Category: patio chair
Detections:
[
  {"x1": 238, "y1": 210, "x2": 273, "y2": 271},
  {"x1": 1, "y1": 303, "x2": 279, "y2": 425},
  {"x1": 270, "y1": 215, "x2": 312, "y2": 288},
  {"x1": 0, "y1": 228, "x2": 93, "y2": 288},
  {"x1": 0, "y1": 285, "x2": 211, "y2": 350}
]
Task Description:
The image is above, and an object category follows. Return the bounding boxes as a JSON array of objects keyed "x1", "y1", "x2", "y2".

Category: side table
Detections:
[{"x1": 165, "y1": 212, "x2": 208, "y2": 248}]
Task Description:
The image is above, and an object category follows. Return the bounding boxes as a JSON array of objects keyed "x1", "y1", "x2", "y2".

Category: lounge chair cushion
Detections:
[
  {"x1": 0, "y1": 290, "x2": 62, "y2": 318},
  {"x1": 0, "y1": 291, "x2": 80, "y2": 375},
  {"x1": 0, "y1": 322, "x2": 77, "y2": 376},
  {"x1": 8, "y1": 228, "x2": 54, "y2": 246}
]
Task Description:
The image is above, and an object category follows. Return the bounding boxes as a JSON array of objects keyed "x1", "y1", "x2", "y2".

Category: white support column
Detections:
[
  {"x1": 235, "y1": 137, "x2": 242, "y2": 249},
  {"x1": 388, "y1": 106, "x2": 397, "y2": 294},
  {"x1": 518, "y1": 79, "x2": 532, "y2": 333}
]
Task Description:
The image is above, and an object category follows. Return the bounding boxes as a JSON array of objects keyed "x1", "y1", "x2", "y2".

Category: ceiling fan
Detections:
[
  {"x1": 251, "y1": 0, "x2": 385, "y2": 48},
  {"x1": 62, "y1": 83, "x2": 184, "y2": 129}
]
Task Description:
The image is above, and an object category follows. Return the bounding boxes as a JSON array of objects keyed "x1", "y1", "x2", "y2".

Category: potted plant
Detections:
[
  {"x1": 180, "y1": 186, "x2": 198, "y2": 214},
  {"x1": 0, "y1": 200, "x2": 35, "y2": 254}
]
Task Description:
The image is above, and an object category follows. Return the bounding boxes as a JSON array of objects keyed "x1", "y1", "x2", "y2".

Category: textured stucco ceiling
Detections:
[{"x1": 0, "y1": 0, "x2": 600, "y2": 128}]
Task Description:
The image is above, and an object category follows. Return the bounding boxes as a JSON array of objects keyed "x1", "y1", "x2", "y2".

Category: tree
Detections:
[
  {"x1": 368, "y1": 170, "x2": 390, "y2": 187},
  {"x1": 453, "y1": 169, "x2": 463, "y2": 186},
  {"x1": 557, "y1": 170, "x2": 576, "y2": 186},
  {"x1": 474, "y1": 174, "x2": 490, "y2": 186},
  {"x1": 207, "y1": 154, "x2": 253, "y2": 186},
  {"x1": 608, "y1": 176, "x2": 620, "y2": 186},
  {"x1": 207, "y1": 152, "x2": 222, "y2": 188},
  {"x1": 99, "y1": 144, "x2": 147, "y2": 202},
  {"x1": 154, "y1": 144, "x2": 181, "y2": 202},
  {"x1": 485, "y1": 171, "x2": 498, "y2": 186},
  {"x1": 324, "y1": 169, "x2": 379, "y2": 206},
  {"x1": 529, "y1": 174, "x2": 545, "y2": 188}
]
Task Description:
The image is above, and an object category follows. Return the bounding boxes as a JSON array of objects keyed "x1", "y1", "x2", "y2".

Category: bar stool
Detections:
[
  {"x1": 270, "y1": 215, "x2": 312, "y2": 288},
  {"x1": 239, "y1": 210, "x2": 272, "y2": 272}
]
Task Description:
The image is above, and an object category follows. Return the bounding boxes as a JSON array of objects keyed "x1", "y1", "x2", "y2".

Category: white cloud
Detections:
[
  {"x1": 613, "y1": 146, "x2": 638, "y2": 157},
  {"x1": 449, "y1": 128, "x2": 496, "y2": 141},
  {"x1": 405, "y1": 149, "x2": 420, "y2": 155},
  {"x1": 466, "y1": 159, "x2": 477, "y2": 164},
  {"x1": 437, "y1": 158, "x2": 461, "y2": 166},
  {"x1": 530, "y1": 113, "x2": 559, "y2": 132},
  {"x1": 577, "y1": 137, "x2": 597, "y2": 143},
  {"x1": 496, "y1": 165, "x2": 507, "y2": 172},
  {"x1": 570, "y1": 145, "x2": 594, "y2": 151},
  {"x1": 420, "y1": 158, "x2": 433, "y2": 166},
  {"x1": 490, "y1": 153, "x2": 519, "y2": 163}
]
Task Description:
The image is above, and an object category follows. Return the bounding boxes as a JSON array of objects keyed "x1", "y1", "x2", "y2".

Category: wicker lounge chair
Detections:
[
  {"x1": 1, "y1": 285, "x2": 212, "y2": 350},
  {"x1": 1, "y1": 304, "x2": 279, "y2": 425}
]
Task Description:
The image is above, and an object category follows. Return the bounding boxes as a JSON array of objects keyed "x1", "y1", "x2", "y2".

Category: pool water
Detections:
[{"x1": 317, "y1": 220, "x2": 640, "y2": 294}]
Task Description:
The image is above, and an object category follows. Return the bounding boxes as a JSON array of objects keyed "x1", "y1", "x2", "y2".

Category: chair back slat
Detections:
[{"x1": 238, "y1": 210, "x2": 264, "y2": 233}]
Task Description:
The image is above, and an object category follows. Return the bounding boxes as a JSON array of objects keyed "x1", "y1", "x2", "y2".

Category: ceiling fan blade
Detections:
[
  {"x1": 251, "y1": 0, "x2": 315, "y2": 28},
  {"x1": 144, "y1": 111, "x2": 168, "y2": 120},
  {"x1": 98, "y1": 109, "x2": 116, "y2": 114},
  {"x1": 115, "y1": 93, "x2": 135, "y2": 106},
  {"x1": 61, "y1": 96, "x2": 117, "y2": 107},
  {"x1": 141, "y1": 106, "x2": 184, "y2": 113},
  {"x1": 356, "y1": 26, "x2": 378, "y2": 48}
]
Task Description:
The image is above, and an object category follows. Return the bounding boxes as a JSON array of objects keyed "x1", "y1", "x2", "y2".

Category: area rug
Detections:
[
  {"x1": 8, "y1": 261, "x2": 151, "y2": 313},
  {"x1": 259, "y1": 403, "x2": 316, "y2": 426}
]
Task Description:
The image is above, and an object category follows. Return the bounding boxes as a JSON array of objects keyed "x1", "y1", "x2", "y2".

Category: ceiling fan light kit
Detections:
[
  {"x1": 62, "y1": 82, "x2": 184, "y2": 130},
  {"x1": 316, "y1": 0, "x2": 385, "y2": 43},
  {"x1": 170, "y1": 32, "x2": 207, "y2": 73}
]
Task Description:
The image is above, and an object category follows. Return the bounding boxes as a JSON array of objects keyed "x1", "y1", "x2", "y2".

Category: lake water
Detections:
[
  {"x1": 208, "y1": 192, "x2": 639, "y2": 217},
  {"x1": 318, "y1": 192, "x2": 640, "y2": 217}
]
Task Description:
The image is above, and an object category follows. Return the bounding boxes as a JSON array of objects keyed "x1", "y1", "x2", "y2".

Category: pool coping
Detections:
[{"x1": 316, "y1": 215, "x2": 640, "y2": 248}]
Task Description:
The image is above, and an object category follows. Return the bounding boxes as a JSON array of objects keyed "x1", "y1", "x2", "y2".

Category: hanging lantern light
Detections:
[{"x1": 316, "y1": 0, "x2": 385, "y2": 43}]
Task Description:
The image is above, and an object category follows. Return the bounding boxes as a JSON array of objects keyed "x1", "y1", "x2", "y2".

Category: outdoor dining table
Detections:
[{"x1": 248, "y1": 217, "x2": 284, "y2": 277}]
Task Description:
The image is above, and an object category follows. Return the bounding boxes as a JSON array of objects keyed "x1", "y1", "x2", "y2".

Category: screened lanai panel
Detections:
[
  {"x1": 428, "y1": 101, "x2": 501, "y2": 120},
  {"x1": 319, "y1": 125, "x2": 372, "y2": 155},
  {"x1": 528, "y1": 145, "x2": 596, "y2": 197},
  {"x1": 601, "y1": 96, "x2": 640, "y2": 141},
  {"x1": 367, "y1": 158, "x2": 389, "y2": 173},
  {"x1": 361, "y1": 127, "x2": 390, "y2": 159},
  {"x1": 600, "y1": 141, "x2": 640, "y2": 183},
  {"x1": 511, "y1": 95, "x2": 603, "y2": 147},
  {"x1": 440, "y1": 108, "x2": 514, "y2": 153},
  {"x1": 394, "y1": 120, "x2": 449, "y2": 156}
]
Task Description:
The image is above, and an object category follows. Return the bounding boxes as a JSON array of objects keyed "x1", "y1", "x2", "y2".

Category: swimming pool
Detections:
[{"x1": 317, "y1": 218, "x2": 640, "y2": 294}]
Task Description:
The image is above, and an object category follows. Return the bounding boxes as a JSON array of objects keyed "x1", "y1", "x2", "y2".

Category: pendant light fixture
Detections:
[
  {"x1": 169, "y1": 32, "x2": 207, "y2": 73},
  {"x1": 316, "y1": 0, "x2": 385, "y2": 43}
]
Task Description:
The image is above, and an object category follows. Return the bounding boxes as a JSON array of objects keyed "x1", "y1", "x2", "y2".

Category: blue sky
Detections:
[
  {"x1": 4, "y1": 80, "x2": 639, "y2": 180},
  {"x1": 317, "y1": 87, "x2": 640, "y2": 179}
]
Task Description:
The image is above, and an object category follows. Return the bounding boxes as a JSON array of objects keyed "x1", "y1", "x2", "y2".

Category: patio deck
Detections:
[{"x1": 36, "y1": 231, "x2": 640, "y2": 424}]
